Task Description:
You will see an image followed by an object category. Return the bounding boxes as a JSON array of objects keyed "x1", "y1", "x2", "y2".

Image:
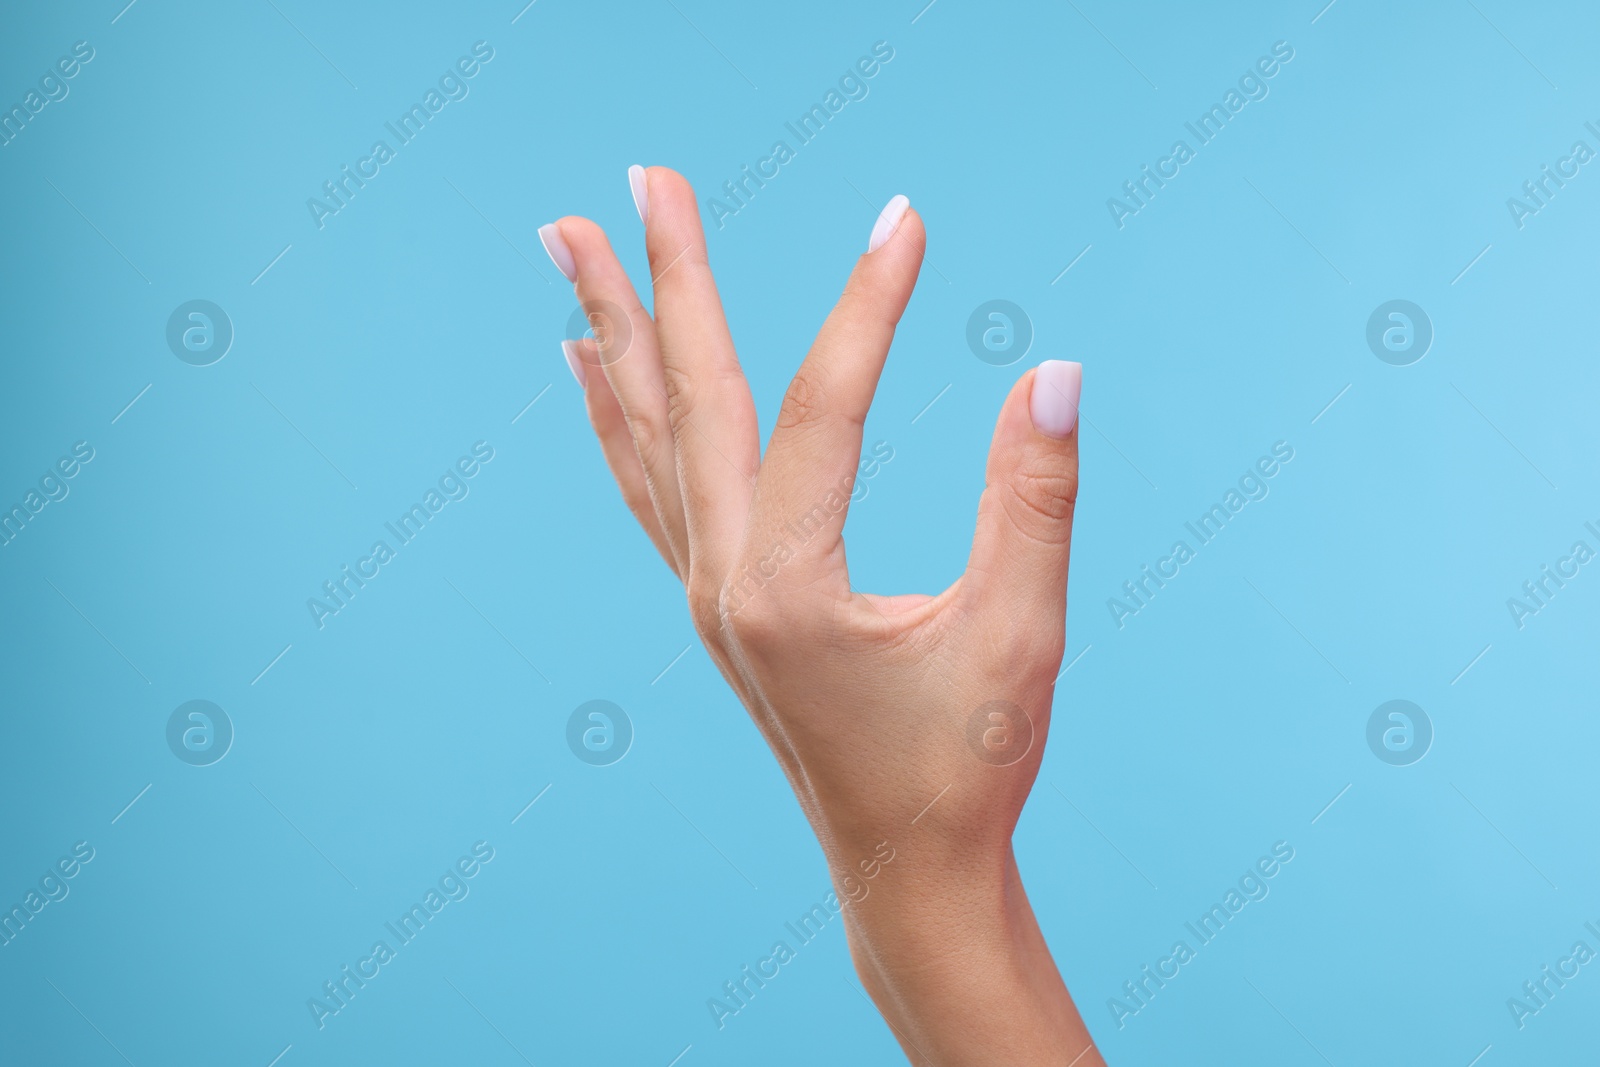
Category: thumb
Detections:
[{"x1": 962, "y1": 361, "x2": 1083, "y2": 628}]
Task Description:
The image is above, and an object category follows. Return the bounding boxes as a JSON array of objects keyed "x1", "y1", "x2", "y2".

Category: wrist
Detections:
[{"x1": 829, "y1": 845, "x2": 1101, "y2": 1066}]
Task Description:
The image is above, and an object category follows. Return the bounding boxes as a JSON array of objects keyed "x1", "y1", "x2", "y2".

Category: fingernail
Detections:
[
  {"x1": 628, "y1": 165, "x2": 648, "y2": 224},
  {"x1": 538, "y1": 223, "x2": 576, "y2": 282},
  {"x1": 561, "y1": 339, "x2": 587, "y2": 387},
  {"x1": 867, "y1": 194, "x2": 910, "y2": 253},
  {"x1": 1030, "y1": 360, "x2": 1082, "y2": 438}
]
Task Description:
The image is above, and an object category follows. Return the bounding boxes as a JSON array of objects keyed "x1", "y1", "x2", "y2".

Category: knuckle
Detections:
[
  {"x1": 686, "y1": 576, "x2": 727, "y2": 638},
  {"x1": 626, "y1": 409, "x2": 669, "y2": 466},
  {"x1": 717, "y1": 561, "x2": 780, "y2": 643},
  {"x1": 1003, "y1": 461, "x2": 1078, "y2": 534},
  {"x1": 725, "y1": 600, "x2": 782, "y2": 648},
  {"x1": 776, "y1": 372, "x2": 824, "y2": 432},
  {"x1": 660, "y1": 360, "x2": 700, "y2": 427},
  {"x1": 776, "y1": 372, "x2": 856, "y2": 435},
  {"x1": 987, "y1": 612, "x2": 1066, "y2": 683},
  {"x1": 718, "y1": 552, "x2": 816, "y2": 650}
]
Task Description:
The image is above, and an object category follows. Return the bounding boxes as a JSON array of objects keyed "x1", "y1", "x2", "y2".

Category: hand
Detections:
[{"x1": 542, "y1": 166, "x2": 1100, "y2": 1067}]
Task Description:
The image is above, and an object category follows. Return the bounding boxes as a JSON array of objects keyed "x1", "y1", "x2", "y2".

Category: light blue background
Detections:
[{"x1": 2, "y1": 1, "x2": 1597, "y2": 1064}]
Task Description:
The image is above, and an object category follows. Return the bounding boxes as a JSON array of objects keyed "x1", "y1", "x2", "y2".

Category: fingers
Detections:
[
  {"x1": 565, "y1": 338, "x2": 680, "y2": 576},
  {"x1": 749, "y1": 195, "x2": 925, "y2": 575},
  {"x1": 962, "y1": 361, "x2": 1083, "y2": 627},
  {"x1": 543, "y1": 216, "x2": 689, "y2": 574},
  {"x1": 638, "y1": 166, "x2": 760, "y2": 586}
]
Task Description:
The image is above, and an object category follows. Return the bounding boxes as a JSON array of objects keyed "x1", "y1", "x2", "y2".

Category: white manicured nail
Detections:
[
  {"x1": 1030, "y1": 361, "x2": 1082, "y2": 438},
  {"x1": 538, "y1": 223, "x2": 576, "y2": 282},
  {"x1": 868, "y1": 194, "x2": 910, "y2": 253},
  {"x1": 628, "y1": 165, "x2": 648, "y2": 224},
  {"x1": 561, "y1": 340, "x2": 586, "y2": 387}
]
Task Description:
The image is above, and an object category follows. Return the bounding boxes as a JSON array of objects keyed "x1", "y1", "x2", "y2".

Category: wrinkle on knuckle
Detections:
[
  {"x1": 775, "y1": 373, "x2": 824, "y2": 433},
  {"x1": 1004, "y1": 464, "x2": 1078, "y2": 532},
  {"x1": 626, "y1": 410, "x2": 670, "y2": 466},
  {"x1": 661, "y1": 361, "x2": 699, "y2": 425},
  {"x1": 777, "y1": 373, "x2": 859, "y2": 437}
]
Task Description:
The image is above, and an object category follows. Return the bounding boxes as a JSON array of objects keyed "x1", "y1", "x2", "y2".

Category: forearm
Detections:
[{"x1": 834, "y1": 840, "x2": 1104, "y2": 1066}]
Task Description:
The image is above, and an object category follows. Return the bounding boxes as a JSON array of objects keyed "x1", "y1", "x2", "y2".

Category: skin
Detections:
[{"x1": 549, "y1": 166, "x2": 1104, "y2": 1066}]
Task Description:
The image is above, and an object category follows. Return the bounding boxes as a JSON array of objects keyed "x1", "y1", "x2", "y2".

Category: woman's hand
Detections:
[{"x1": 542, "y1": 166, "x2": 1099, "y2": 1067}]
